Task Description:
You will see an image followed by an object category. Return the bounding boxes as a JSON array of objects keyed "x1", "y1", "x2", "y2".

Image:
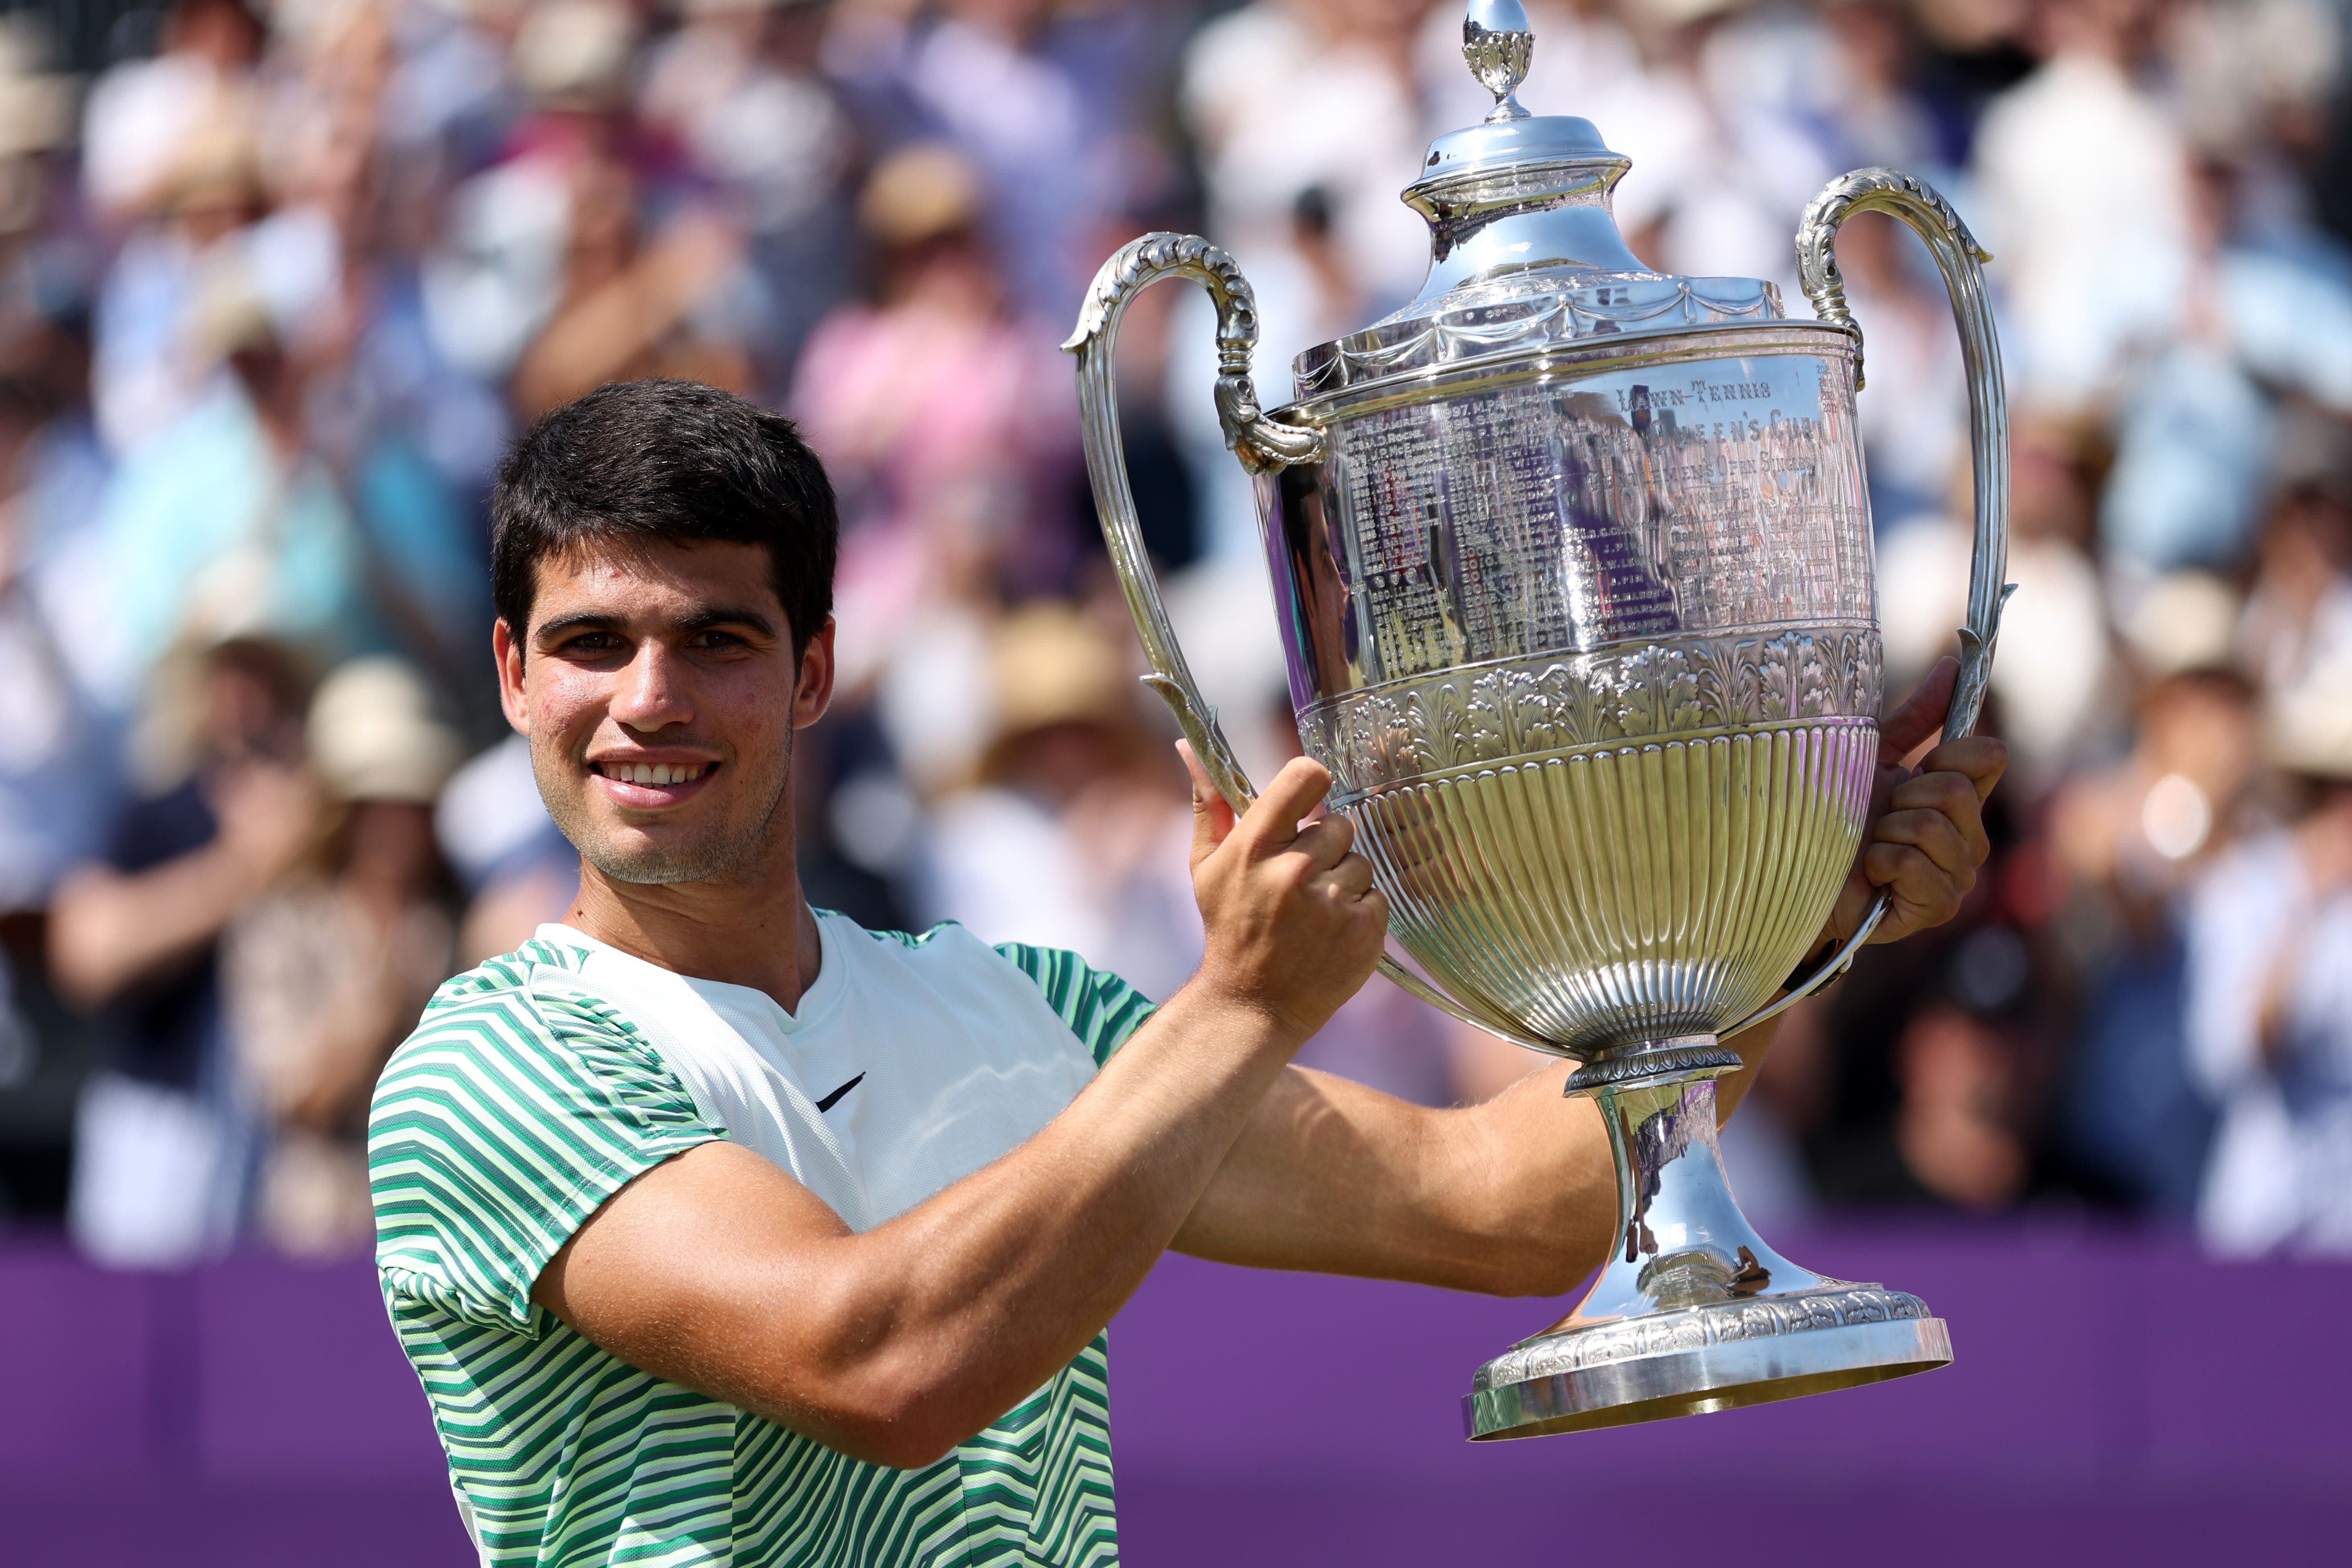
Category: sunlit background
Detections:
[{"x1": 0, "y1": 0, "x2": 2344, "y2": 1560}]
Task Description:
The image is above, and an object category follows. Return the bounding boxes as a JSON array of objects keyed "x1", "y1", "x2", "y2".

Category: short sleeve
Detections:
[
  {"x1": 369, "y1": 968, "x2": 723, "y2": 1334},
  {"x1": 991, "y1": 942, "x2": 1157, "y2": 1066}
]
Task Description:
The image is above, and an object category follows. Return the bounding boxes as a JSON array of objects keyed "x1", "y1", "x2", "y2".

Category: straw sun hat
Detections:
[
  {"x1": 977, "y1": 606, "x2": 1137, "y2": 781},
  {"x1": 307, "y1": 658, "x2": 465, "y2": 805}
]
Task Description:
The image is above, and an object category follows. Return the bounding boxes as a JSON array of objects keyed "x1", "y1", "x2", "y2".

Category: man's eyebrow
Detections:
[
  {"x1": 678, "y1": 605, "x2": 780, "y2": 637},
  {"x1": 533, "y1": 612, "x2": 623, "y2": 644},
  {"x1": 531, "y1": 606, "x2": 781, "y2": 644}
]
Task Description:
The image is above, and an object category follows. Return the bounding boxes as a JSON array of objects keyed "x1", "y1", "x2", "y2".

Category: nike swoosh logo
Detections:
[{"x1": 814, "y1": 1073, "x2": 865, "y2": 1114}]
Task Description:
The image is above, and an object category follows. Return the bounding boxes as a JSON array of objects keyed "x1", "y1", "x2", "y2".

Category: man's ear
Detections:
[
  {"x1": 494, "y1": 619, "x2": 530, "y2": 736},
  {"x1": 792, "y1": 618, "x2": 838, "y2": 731}
]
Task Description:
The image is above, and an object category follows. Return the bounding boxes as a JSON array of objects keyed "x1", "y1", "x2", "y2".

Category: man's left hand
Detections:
[{"x1": 1820, "y1": 655, "x2": 2010, "y2": 949}]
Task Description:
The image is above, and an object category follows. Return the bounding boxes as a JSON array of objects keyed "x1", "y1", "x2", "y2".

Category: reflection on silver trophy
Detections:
[{"x1": 1067, "y1": 0, "x2": 2012, "y2": 1437}]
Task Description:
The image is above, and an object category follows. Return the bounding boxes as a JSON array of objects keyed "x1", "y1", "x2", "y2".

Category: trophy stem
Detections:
[{"x1": 1464, "y1": 1037, "x2": 1952, "y2": 1440}]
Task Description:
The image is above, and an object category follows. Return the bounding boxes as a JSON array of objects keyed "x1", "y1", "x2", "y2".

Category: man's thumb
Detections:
[
  {"x1": 1879, "y1": 655, "x2": 1959, "y2": 763},
  {"x1": 1178, "y1": 740, "x2": 1237, "y2": 863}
]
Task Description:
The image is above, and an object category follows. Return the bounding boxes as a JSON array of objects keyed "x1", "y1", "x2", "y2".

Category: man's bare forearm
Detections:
[{"x1": 1172, "y1": 1015, "x2": 1783, "y2": 1299}]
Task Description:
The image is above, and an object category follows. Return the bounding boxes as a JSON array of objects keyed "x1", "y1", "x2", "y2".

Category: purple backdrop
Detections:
[{"x1": 1, "y1": 1225, "x2": 2343, "y2": 1565}]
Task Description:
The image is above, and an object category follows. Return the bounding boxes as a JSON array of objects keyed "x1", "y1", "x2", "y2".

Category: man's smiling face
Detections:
[{"x1": 496, "y1": 538, "x2": 834, "y2": 887}]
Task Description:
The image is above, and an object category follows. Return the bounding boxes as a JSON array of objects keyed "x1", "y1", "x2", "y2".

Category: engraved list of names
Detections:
[{"x1": 1327, "y1": 353, "x2": 1870, "y2": 685}]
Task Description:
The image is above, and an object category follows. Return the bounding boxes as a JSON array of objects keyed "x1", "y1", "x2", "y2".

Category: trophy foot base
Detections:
[
  {"x1": 1463, "y1": 1292, "x2": 1951, "y2": 1440},
  {"x1": 1464, "y1": 1037, "x2": 1952, "y2": 1440}
]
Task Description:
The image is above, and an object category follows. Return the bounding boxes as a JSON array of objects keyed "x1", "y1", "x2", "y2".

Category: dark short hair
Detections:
[{"x1": 491, "y1": 380, "x2": 838, "y2": 655}]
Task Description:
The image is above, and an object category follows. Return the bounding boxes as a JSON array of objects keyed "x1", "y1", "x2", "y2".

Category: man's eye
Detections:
[
  {"x1": 688, "y1": 630, "x2": 745, "y2": 650},
  {"x1": 563, "y1": 633, "x2": 623, "y2": 655}
]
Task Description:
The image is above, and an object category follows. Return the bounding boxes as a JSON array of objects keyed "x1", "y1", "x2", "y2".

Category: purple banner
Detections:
[{"x1": 0, "y1": 1226, "x2": 2343, "y2": 1564}]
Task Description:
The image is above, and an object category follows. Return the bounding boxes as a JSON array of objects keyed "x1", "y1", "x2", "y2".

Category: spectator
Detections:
[
  {"x1": 50, "y1": 637, "x2": 318, "y2": 1265},
  {"x1": 0, "y1": 260, "x2": 120, "y2": 908},
  {"x1": 88, "y1": 116, "x2": 265, "y2": 460},
  {"x1": 1179, "y1": 0, "x2": 1429, "y2": 323},
  {"x1": 638, "y1": 0, "x2": 858, "y2": 391},
  {"x1": 793, "y1": 142, "x2": 1079, "y2": 727},
  {"x1": 1971, "y1": 0, "x2": 2192, "y2": 414},
  {"x1": 2053, "y1": 655, "x2": 2260, "y2": 1212},
  {"x1": 226, "y1": 657, "x2": 460, "y2": 1257},
  {"x1": 855, "y1": 0, "x2": 1160, "y2": 320},
  {"x1": 912, "y1": 602, "x2": 1194, "y2": 998},
  {"x1": 88, "y1": 265, "x2": 376, "y2": 708},
  {"x1": 2185, "y1": 666, "x2": 2352, "y2": 1254},
  {"x1": 82, "y1": 0, "x2": 262, "y2": 228}
]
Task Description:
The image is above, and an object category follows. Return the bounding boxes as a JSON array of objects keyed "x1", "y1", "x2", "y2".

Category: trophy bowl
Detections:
[{"x1": 1066, "y1": 0, "x2": 2009, "y2": 1438}]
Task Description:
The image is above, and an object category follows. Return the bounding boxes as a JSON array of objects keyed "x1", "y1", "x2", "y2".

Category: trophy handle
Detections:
[
  {"x1": 1734, "y1": 169, "x2": 2017, "y2": 1034},
  {"x1": 1063, "y1": 232, "x2": 1322, "y2": 812},
  {"x1": 1066, "y1": 233, "x2": 1555, "y2": 1054}
]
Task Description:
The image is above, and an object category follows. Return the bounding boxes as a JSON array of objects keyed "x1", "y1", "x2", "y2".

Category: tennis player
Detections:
[{"x1": 369, "y1": 379, "x2": 2005, "y2": 1567}]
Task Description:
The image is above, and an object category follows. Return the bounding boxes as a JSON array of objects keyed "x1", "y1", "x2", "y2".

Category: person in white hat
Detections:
[
  {"x1": 226, "y1": 656, "x2": 463, "y2": 1255},
  {"x1": 2183, "y1": 659, "x2": 2352, "y2": 1255}
]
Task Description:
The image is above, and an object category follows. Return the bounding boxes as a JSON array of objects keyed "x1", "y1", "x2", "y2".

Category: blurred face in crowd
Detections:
[
  {"x1": 200, "y1": 642, "x2": 307, "y2": 766},
  {"x1": 2138, "y1": 673, "x2": 2256, "y2": 808},
  {"x1": 495, "y1": 539, "x2": 834, "y2": 888},
  {"x1": 343, "y1": 801, "x2": 441, "y2": 902}
]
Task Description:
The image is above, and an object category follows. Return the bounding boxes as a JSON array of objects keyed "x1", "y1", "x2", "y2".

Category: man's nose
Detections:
[{"x1": 610, "y1": 640, "x2": 693, "y2": 732}]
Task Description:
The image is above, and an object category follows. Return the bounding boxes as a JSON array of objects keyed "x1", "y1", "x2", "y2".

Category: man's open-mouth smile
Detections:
[{"x1": 591, "y1": 757, "x2": 719, "y2": 808}]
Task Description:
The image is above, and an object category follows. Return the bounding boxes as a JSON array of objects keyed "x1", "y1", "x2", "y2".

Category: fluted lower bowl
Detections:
[{"x1": 1344, "y1": 719, "x2": 1874, "y2": 1054}]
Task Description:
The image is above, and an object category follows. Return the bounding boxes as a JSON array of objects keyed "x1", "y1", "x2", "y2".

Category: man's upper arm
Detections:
[
  {"x1": 368, "y1": 975, "x2": 724, "y2": 1333},
  {"x1": 523, "y1": 1136, "x2": 867, "y2": 1438}
]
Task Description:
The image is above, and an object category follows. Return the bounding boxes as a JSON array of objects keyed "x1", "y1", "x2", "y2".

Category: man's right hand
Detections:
[{"x1": 1181, "y1": 744, "x2": 1388, "y2": 1043}]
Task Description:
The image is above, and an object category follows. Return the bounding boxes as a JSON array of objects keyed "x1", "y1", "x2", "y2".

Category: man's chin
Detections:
[
  {"x1": 538, "y1": 765, "x2": 793, "y2": 892},
  {"x1": 579, "y1": 830, "x2": 742, "y2": 886}
]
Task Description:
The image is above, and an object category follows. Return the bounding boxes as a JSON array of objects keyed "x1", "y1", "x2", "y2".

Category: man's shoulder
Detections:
[
  {"x1": 405, "y1": 935, "x2": 596, "y2": 1034},
  {"x1": 823, "y1": 912, "x2": 1107, "y2": 1002},
  {"x1": 820, "y1": 914, "x2": 1156, "y2": 1066},
  {"x1": 377, "y1": 935, "x2": 651, "y2": 1102}
]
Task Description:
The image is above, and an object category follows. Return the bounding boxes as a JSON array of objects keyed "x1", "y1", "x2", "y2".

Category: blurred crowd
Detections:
[{"x1": 0, "y1": 0, "x2": 2344, "y2": 1266}]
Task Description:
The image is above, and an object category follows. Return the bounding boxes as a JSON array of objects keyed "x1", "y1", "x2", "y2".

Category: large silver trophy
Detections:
[{"x1": 1067, "y1": 0, "x2": 2009, "y2": 1438}]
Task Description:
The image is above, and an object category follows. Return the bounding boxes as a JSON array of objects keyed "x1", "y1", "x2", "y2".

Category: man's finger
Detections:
[
  {"x1": 1314, "y1": 852, "x2": 1376, "y2": 902},
  {"x1": 1878, "y1": 655, "x2": 1959, "y2": 763},
  {"x1": 1288, "y1": 810, "x2": 1356, "y2": 873},
  {"x1": 1180, "y1": 741, "x2": 1237, "y2": 868},
  {"x1": 1232, "y1": 755, "x2": 1334, "y2": 853},
  {"x1": 1884, "y1": 771, "x2": 1993, "y2": 866},
  {"x1": 1869, "y1": 805, "x2": 1978, "y2": 882},
  {"x1": 1862, "y1": 841, "x2": 1972, "y2": 935},
  {"x1": 1911, "y1": 735, "x2": 2009, "y2": 802}
]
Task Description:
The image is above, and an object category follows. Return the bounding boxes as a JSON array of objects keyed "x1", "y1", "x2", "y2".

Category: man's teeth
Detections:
[{"x1": 600, "y1": 763, "x2": 710, "y2": 786}]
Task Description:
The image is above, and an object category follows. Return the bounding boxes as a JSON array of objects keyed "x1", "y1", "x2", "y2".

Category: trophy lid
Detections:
[{"x1": 1291, "y1": 0, "x2": 1782, "y2": 406}]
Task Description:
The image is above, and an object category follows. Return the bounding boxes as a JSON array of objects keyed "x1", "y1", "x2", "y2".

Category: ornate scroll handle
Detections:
[
  {"x1": 1734, "y1": 169, "x2": 2018, "y2": 1039},
  {"x1": 1065, "y1": 233, "x2": 1552, "y2": 1057},
  {"x1": 1062, "y1": 232, "x2": 1323, "y2": 811}
]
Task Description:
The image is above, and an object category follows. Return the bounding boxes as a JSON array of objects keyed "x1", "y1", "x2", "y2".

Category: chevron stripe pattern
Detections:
[{"x1": 370, "y1": 930, "x2": 1152, "y2": 1567}]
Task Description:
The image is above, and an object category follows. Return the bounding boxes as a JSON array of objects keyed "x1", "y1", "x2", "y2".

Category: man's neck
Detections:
[{"x1": 564, "y1": 861, "x2": 825, "y2": 1015}]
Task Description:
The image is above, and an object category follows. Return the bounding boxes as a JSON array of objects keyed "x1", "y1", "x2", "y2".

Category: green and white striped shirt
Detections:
[{"x1": 369, "y1": 914, "x2": 1155, "y2": 1567}]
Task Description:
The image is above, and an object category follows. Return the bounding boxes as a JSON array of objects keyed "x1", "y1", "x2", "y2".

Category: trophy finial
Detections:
[{"x1": 1463, "y1": 0, "x2": 1534, "y2": 122}]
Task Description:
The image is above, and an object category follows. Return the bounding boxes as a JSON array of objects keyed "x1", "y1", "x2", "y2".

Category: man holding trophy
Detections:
[{"x1": 371, "y1": 3, "x2": 2010, "y2": 1563}]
